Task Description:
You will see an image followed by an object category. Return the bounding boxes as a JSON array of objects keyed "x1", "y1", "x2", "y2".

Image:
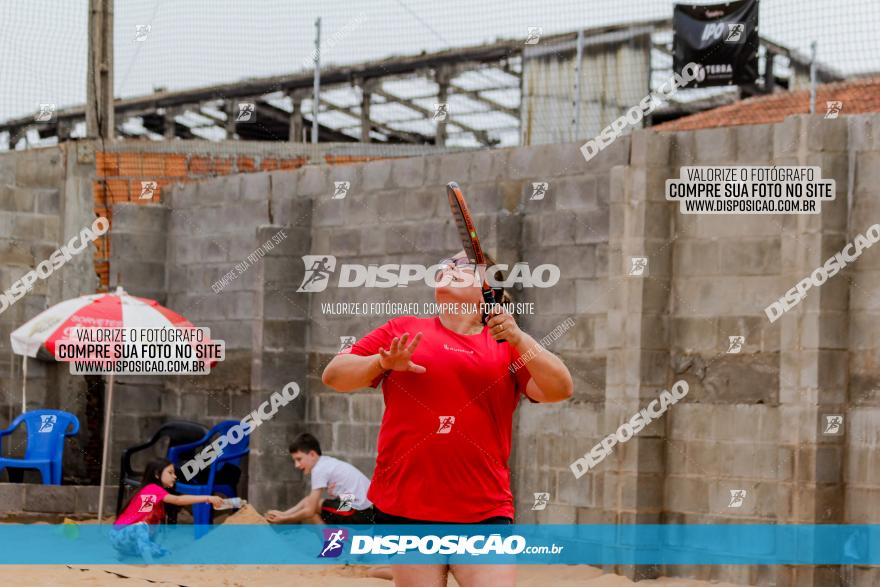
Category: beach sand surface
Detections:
[
  {"x1": 5, "y1": 510, "x2": 754, "y2": 586},
  {"x1": 5, "y1": 564, "x2": 756, "y2": 586}
]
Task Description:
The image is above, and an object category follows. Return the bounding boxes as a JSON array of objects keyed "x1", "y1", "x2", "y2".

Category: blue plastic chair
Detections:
[
  {"x1": 0, "y1": 410, "x2": 80, "y2": 485},
  {"x1": 167, "y1": 420, "x2": 249, "y2": 525}
]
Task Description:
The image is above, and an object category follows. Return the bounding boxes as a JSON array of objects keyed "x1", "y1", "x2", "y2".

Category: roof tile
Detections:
[{"x1": 656, "y1": 77, "x2": 880, "y2": 131}]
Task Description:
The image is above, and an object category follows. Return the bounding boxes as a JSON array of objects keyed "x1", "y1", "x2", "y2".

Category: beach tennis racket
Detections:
[{"x1": 446, "y1": 181, "x2": 504, "y2": 343}]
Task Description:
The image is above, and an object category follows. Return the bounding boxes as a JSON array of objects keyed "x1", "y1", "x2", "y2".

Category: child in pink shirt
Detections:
[{"x1": 112, "y1": 458, "x2": 223, "y2": 561}]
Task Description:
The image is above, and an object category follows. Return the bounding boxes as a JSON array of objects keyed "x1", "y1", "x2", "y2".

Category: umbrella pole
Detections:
[
  {"x1": 97, "y1": 373, "x2": 114, "y2": 522},
  {"x1": 21, "y1": 356, "x2": 27, "y2": 414}
]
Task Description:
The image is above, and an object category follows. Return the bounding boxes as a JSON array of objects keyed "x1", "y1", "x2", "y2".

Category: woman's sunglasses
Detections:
[{"x1": 437, "y1": 257, "x2": 479, "y2": 273}]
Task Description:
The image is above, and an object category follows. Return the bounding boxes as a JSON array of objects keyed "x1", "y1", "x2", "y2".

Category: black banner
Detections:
[{"x1": 673, "y1": 0, "x2": 760, "y2": 88}]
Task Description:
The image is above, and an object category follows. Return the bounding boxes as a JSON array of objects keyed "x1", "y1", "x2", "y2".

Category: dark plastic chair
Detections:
[
  {"x1": 167, "y1": 420, "x2": 249, "y2": 526},
  {"x1": 0, "y1": 410, "x2": 80, "y2": 485},
  {"x1": 116, "y1": 420, "x2": 209, "y2": 516}
]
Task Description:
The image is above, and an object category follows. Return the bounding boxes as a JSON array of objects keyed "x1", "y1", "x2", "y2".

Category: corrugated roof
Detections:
[{"x1": 655, "y1": 76, "x2": 880, "y2": 131}]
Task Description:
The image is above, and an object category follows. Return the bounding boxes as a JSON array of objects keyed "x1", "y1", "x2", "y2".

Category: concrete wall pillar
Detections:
[
  {"x1": 604, "y1": 130, "x2": 675, "y2": 580},
  {"x1": 773, "y1": 115, "x2": 850, "y2": 587},
  {"x1": 247, "y1": 217, "x2": 312, "y2": 510}
]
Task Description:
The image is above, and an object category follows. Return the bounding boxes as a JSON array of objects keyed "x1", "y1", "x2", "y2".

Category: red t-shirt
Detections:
[
  {"x1": 348, "y1": 315, "x2": 533, "y2": 522},
  {"x1": 115, "y1": 483, "x2": 169, "y2": 526}
]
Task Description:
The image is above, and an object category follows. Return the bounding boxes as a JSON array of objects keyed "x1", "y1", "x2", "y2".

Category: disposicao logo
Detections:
[
  {"x1": 38, "y1": 415, "x2": 57, "y2": 433},
  {"x1": 297, "y1": 255, "x2": 560, "y2": 291},
  {"x1": 138, "y1": 495, "x2": 156, "y2": 513},
  {"x1": 319, "y1": 528, "x2": 348, "y2": 558}
]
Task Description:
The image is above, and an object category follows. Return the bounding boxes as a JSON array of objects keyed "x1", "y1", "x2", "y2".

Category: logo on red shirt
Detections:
[
  {"x1": 138, "y1": 494, "x2": 156, "y2": 513},
  {"x1": 443, "y1": 343, "x2": 474, "y2": 355},
  {"x1": 436, "y1": 416, "x2": 456, "y2": 434}
]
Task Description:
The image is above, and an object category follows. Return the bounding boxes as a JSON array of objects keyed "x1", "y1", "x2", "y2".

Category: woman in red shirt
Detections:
[{"x1": 322, "y1": 251, "x2": 573, "y2": 587}]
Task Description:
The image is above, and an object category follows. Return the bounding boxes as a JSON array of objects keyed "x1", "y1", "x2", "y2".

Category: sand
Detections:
[
  {"x1": 6, "y1": 565, "x2": 756, "y2": 586},
  {"x1": 5, "y1": 512, "x2": 756, "y2": 586},
  {"x1": 218, "y1": 504, "x2": 269, "y2": 525}
]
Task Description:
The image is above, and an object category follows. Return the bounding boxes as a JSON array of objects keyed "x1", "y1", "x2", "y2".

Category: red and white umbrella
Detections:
[
  {"x1": 10, "y1": 286, "x2": 208, "y2": 521},
  {"x1": 11, "y1": 286, "x2": 197, "y2": 361}
]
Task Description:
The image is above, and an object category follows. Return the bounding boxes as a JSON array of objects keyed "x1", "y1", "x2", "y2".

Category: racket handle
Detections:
[
  {"x1": 481, "y1": 312, "x2": 504, "y2": 343},
  {"x1": 481, "y1": 291, "x2": 505, "y2": 344}
]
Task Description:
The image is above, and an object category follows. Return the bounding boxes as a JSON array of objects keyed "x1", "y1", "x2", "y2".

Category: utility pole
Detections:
[
  {"x1": 359, "y1": 79, "x2": 375, "y2": 143},
  {"x1": 809, "y1": 41, "x2": 817, "y2": 114},
  {"x1": 435, "y1": 66, "x2": 450, "y2": 147},
  {"x1": 86, "y1": 0, "x2": 114, "y2": 141},
  {"x1": 572, "y1": 29, "x2": 584, "y2": 138},
  {"x1": 312, "y1": 17, "x2": 321, "y2": 144}
]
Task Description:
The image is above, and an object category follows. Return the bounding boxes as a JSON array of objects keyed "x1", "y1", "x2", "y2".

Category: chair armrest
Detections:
[
  {"x1": 123, "y1": 436, "x2": 162, "y2": 457},
  {"x1": 0, "y1": 412, "x2": 24, "y2": 437},
  {"x1": 65, "y1": 418, "x2": 80, "y2": 437},
  {"x1": 0, "y1": 422, "x2": 19, "y2": 454},
  {"x1": 120, "y1": 431, "x2": 166, "y2": 476}
]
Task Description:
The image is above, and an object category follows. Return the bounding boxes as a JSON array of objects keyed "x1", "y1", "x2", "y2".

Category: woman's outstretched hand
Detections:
[{"x1": 378, "y1": 332, "x2": 426, "y2": 373}]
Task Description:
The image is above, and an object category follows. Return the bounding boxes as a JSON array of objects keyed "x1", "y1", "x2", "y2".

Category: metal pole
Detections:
[
  {"x1": 435, "y1": 66, "x2": 450, "y2": 147},
  {"x1": 572, "y1": 29, "x2": 584, "y2": 138},
  {"x1": 21, "y1": 356, "x2": 27, "y2": 414},
  {"x1": 360, "y1": 80, "x2": 373, "y2": 143},
  {"x1": 97, "y1": 373, "x2": 114, "y2": 522},
  {"x1": 311, "y1": 17, "x2": 321, "y2": 144},
  {"x1": 764, "y1": 51, "x2": 776, "y2": 93},
  {"x1": 225, "y1": 100, "x2": 236, "y2": 139},
  {"x1": 809, "y1": 41, "x2": 817, "y2": 114}
]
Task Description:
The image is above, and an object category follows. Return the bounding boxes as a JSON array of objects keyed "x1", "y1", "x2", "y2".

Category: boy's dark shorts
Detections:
[{"x1": 320, "y1": 497, "x2": 375, "y2": 524}]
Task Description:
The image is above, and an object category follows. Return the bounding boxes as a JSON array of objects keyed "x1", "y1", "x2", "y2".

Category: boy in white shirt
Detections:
[{"x1": 266, "y1": 432, "x2": 374, "y2": 524}]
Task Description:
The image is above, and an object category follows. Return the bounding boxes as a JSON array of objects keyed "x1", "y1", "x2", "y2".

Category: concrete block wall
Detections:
[
  {"x1": 0, "y1": 482, "x2": 115, "y2": 520},
  {"x1": 146, "y1": 171, "x2": 277, "y2": 500},
  {"x1": 643, "y1": 116, "x2": 864, "y2": 587},
  {"x1": 109, "y1": 203, "x2": 169, "y2": 302},
  {"x1": 92, "y1": 149, "x2": 308, "y2": 290},
  {"x1": 658, "y1": 121, "x2": 785, "y2": 552},
  {"x1": 0, "y1": 144, "x2": 99, "y2": 484},
  {"x1": 1, "y1": 146, "x2": 66, "y2": 421},
  {"x1": 91, "y1": 140, "x2": 446, "y2": 292},
  {"x1": 841, "y1": 115, "x2": 880, "y2": 587}
]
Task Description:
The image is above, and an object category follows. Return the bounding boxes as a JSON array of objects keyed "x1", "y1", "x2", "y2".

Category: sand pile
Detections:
[{"x1": 219, "y1": 504, "x2": 269, "y2": 525}]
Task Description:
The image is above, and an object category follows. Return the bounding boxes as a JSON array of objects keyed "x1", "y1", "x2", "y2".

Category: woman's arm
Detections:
[
  {"x1": 322, "y1": 333, "x2": 424, "y2": 392},
  {"x1": 164, "y1": 494, "x2": 224, "y2": 508},
  {"x1": 511, "y1": 332, "x2": 574, "y2": 403},
  {"x1": 322, "y1": 354, "x2": 387, "y2": 391},
  {"x1": 486, "y1": 310, "x2": 574, "y2": 403}
]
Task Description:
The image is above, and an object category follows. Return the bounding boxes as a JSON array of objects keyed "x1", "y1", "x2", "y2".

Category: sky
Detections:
[{"x1": 0, "y1": 0, "x2": 877, "y2": 123}]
